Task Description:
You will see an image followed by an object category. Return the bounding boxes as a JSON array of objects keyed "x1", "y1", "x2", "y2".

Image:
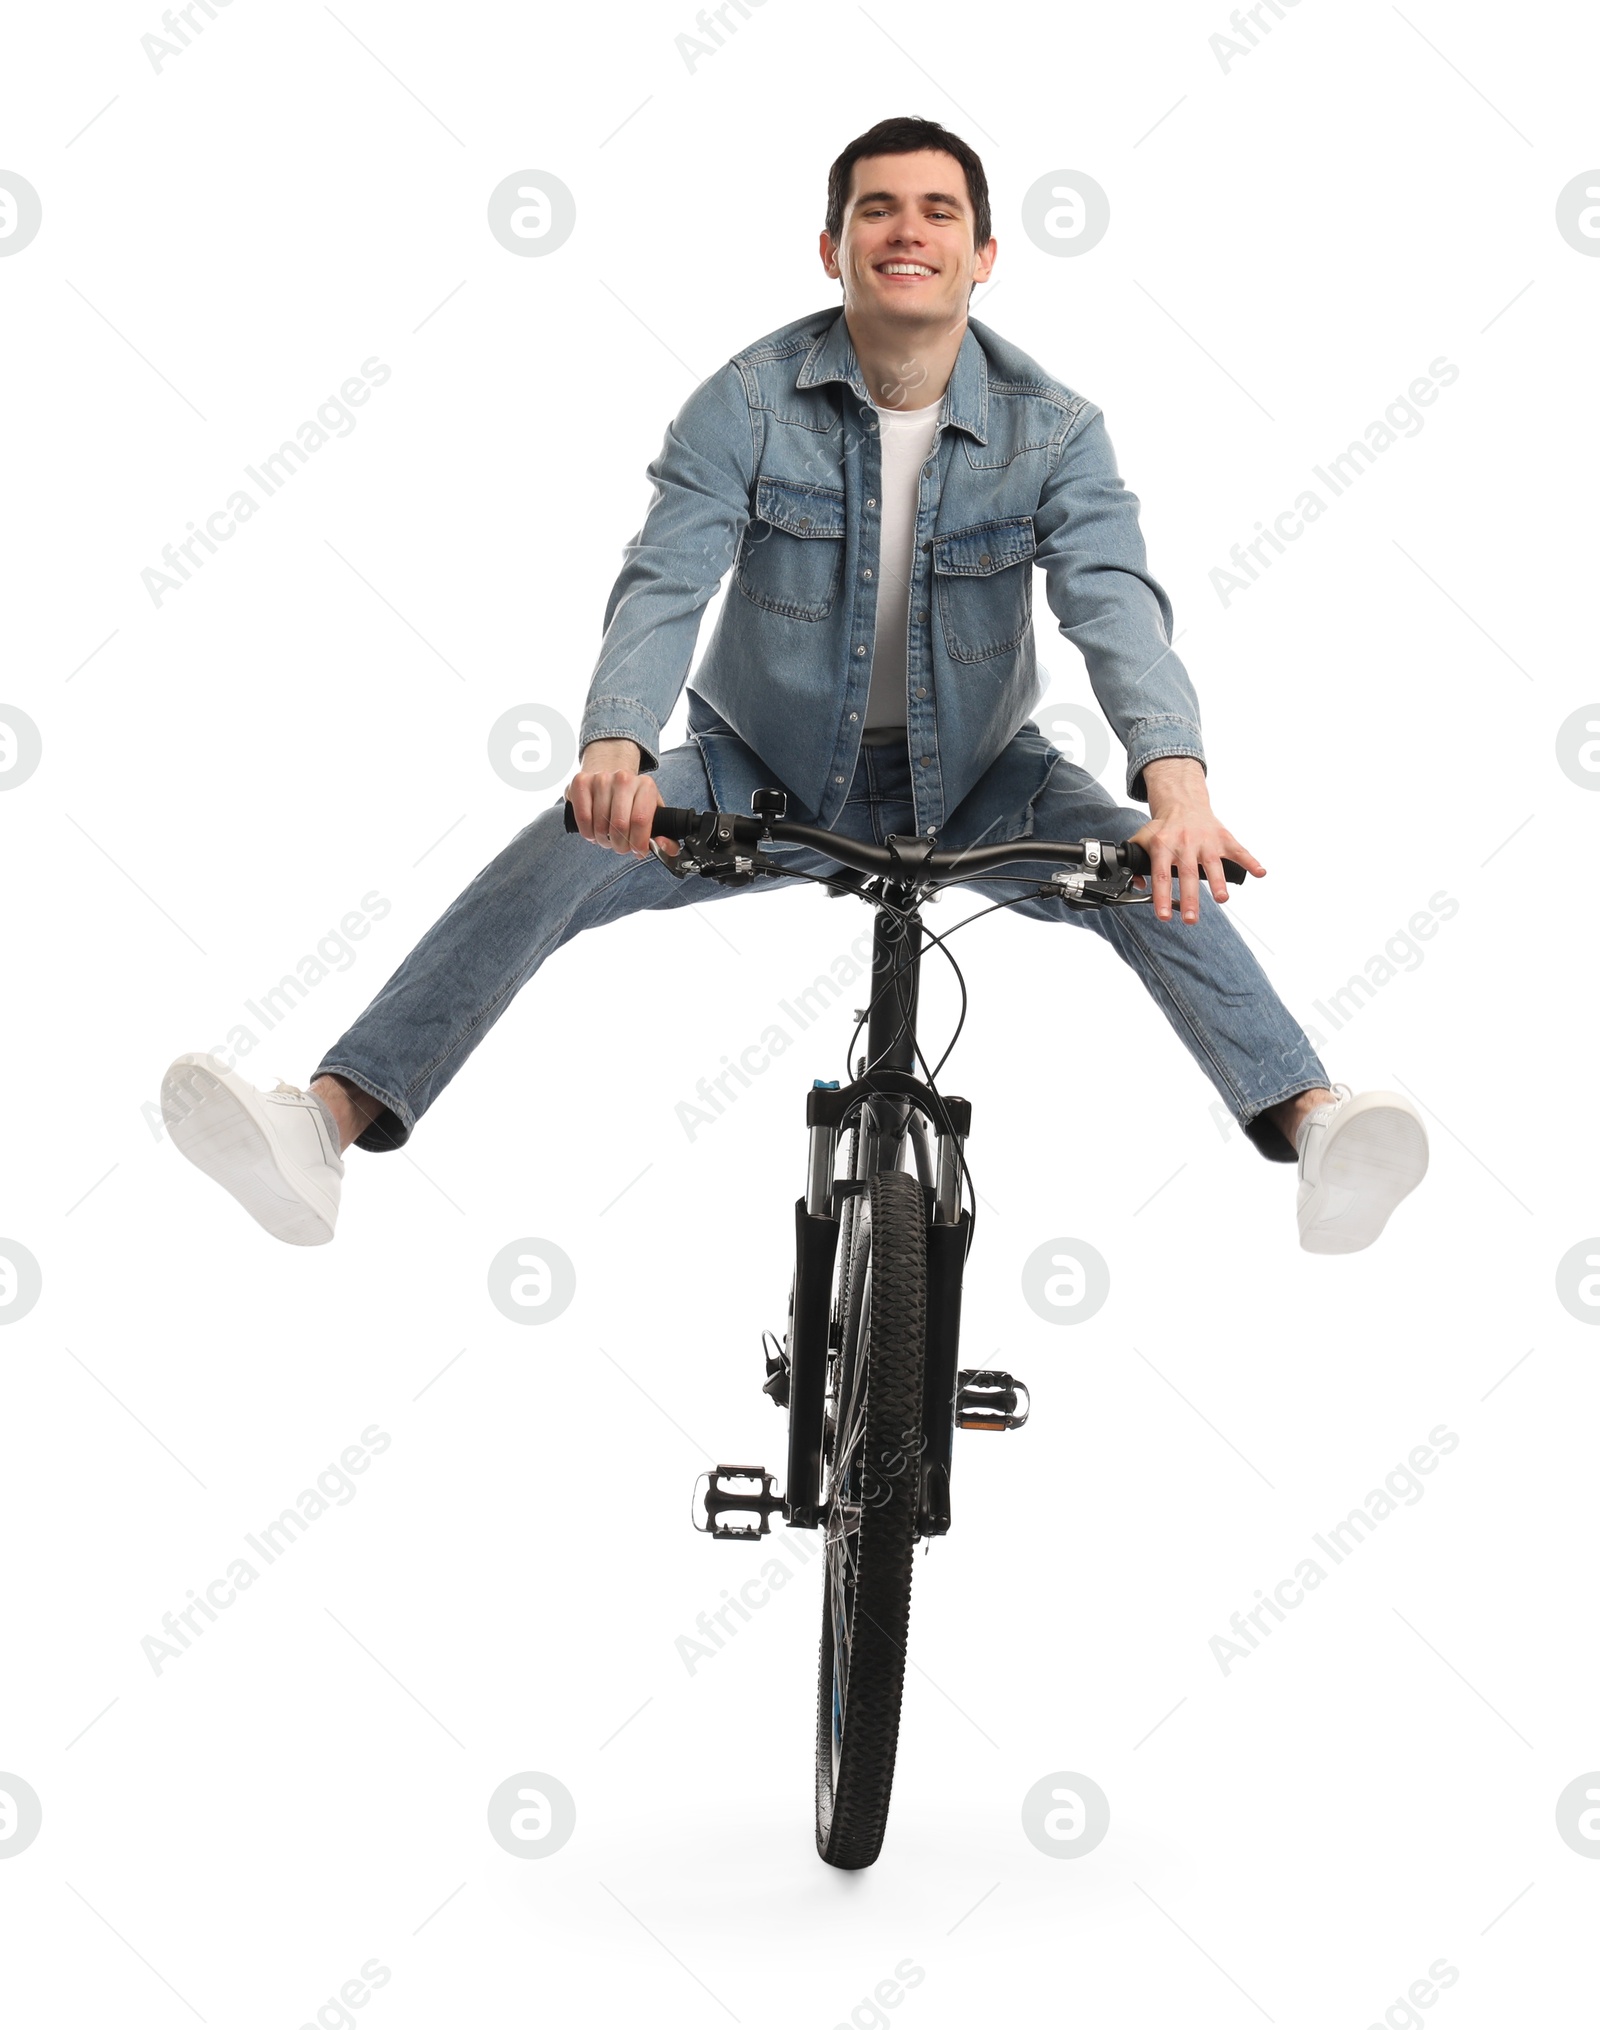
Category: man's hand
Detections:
[
  {"x1": 1129, "y1": 757, "x2": 1265, "y2": 925},
  {"x1": 567, "y1": 740, "x2": 672, "y2": 857}
]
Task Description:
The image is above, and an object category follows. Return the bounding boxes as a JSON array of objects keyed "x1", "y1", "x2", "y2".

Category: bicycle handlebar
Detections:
[{"x1": 562, "y1": 799, "x2": 1246, "y2": 886}]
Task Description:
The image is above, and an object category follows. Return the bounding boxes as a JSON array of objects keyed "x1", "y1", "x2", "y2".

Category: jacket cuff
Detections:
[
  {"x1": 578, "y1": 696, "x2": 663, "y2": 774},
  {"x1": 1125, "y1": 718, "x2": 1206, "y2": 803}
]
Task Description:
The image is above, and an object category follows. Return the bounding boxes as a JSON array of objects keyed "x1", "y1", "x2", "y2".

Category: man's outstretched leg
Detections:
[
  {"x1": 975, "y1": 758, "x2": 1429, "y2": 1254},
  {"x1": 160, "y1": 741, "x2": 721, "y2": 1243}
]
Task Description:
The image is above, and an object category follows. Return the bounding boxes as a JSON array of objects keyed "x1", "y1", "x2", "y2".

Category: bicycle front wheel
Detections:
[{"x1": 815, "y1": 1167, "x2": 927, "y2": 1869}]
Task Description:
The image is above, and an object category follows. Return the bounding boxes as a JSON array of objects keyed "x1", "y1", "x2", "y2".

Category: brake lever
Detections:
[
  {"x1": 1042, "y1": 866, "x2": 1144, "y2": 907},
  {"x1": 676, "y1": 838, "x2": 789, "y2": 888},
  {"x1": 650, "y1": 837, "x2": 692, "y2": 878}
]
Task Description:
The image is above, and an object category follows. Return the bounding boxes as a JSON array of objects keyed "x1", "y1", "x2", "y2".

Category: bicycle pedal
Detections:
[
  {"x1": 956, "y1": 1369, "x2": 1031, "y2": 1432},
  {"x1": 692, "y1": 1465, "x2": 785, "y2": 1539}
]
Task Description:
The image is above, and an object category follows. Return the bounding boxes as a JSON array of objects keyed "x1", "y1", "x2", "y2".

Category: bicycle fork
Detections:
[
  {"x1": 789, "y1": 896, "x2": 976, "y2": 1536},
  {"x1": 694, "y1": 894, "x2": 1027, "y2": 1545}
]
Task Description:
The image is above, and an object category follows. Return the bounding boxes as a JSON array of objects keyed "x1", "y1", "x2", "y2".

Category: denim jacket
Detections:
[{"x1": 579, "y1": 307, "x2": 1205, "y2": 836}]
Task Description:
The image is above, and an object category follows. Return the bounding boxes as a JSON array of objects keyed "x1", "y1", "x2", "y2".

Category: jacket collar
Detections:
[{"x1": 795, "y1": 309, "x2": 989, "y2": 445}]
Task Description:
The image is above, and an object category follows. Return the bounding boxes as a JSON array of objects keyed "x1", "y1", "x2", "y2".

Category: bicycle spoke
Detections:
[{"x1": 831, "y1": 1403, "x2": 868, "y2": 1493}]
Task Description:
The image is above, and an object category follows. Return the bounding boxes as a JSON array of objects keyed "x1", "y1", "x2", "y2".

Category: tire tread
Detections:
[{"x1": 815, "y1": 1168, "x2": 926, "y2": 1868}]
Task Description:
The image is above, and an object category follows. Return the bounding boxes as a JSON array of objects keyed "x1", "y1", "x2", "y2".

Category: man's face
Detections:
[{"x1": 821, "y1": 149, "x2": 997, "y2": 336}]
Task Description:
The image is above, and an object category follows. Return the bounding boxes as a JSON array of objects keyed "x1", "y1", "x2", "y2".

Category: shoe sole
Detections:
[
  {"x1": 1300, "y1": 1096, "x2": 1428, "y2": 1255},
  {"x1": 161, "y1": 1052, "x2": 338, "y2": 1247}
]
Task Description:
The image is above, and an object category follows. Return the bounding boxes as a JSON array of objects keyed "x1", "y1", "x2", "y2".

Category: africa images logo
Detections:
[
  {"x1": 1209, "y1": 1425, "x2": 1459, "y2": 1675},
  {"x1": 1210, "y1": 357, "x2": 1460, "y2": 606}
]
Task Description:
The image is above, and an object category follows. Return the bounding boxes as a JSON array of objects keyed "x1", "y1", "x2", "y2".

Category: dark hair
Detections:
[{"x1": 824, "y1": 116, "x2": 991, "y2": 252}]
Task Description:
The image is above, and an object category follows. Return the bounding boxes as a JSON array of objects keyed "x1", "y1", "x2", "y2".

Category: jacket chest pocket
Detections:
[
  {"x1": 734, "y1": 475, "x2": 847, "y2": 621},
  {"x1": 931, "y1": 514, "x2": 1037, "y2": 662}
]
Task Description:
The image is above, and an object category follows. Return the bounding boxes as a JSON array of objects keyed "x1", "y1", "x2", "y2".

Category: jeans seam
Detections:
[
  {"x1": 397, "y1": 852, "x2": 644, "y2": 1112},
  {"x1": 1113, "y1": 915, "x2": 1327, "y2": 1127},
  {"x1": 1102, "y1": 910, "x2": 1253, "y2": 1112}
]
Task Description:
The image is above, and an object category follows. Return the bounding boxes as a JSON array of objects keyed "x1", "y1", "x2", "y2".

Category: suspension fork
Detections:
[
  {"x1": 785, "y1": 1193, "x2": 837, "y2": 1531},
  {"x1": 790, "y1": 1094, "x2": 871, "y2": 1529},
  {"x1": 862, "y1": 891, "x2": 971, "y2": 1532},
  {"x1": 918, "y1": 1210, "x2": 970, "y2": 1535},
  {"x1": 790, "y1": 895, "x2": 969, "y2": 1533}
]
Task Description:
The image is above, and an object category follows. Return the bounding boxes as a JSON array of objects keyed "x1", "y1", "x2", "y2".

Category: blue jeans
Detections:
[{"x1": 314, "y1": 739, "x2": 1328, "y2": 1162}]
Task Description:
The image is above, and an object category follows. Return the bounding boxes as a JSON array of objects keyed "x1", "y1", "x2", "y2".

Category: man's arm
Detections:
[
  {"x1": 1032, "y1": 404, "x2": 1262, "y2": 922},
  {"x1": 568, "y1": 362, "x2": 756, "y2": 854},
  {"x1": 1033, "y1": 403, "x2": 1205, "y2": 800}
]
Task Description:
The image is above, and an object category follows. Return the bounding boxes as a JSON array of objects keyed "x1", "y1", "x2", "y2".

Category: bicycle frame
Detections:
[
  {"x1": 560, "y1": 786, "x2": 1243, "y2": 1537},
  {"x1": 784, "y1": 884, "x2": 972, "y2": 1538}
]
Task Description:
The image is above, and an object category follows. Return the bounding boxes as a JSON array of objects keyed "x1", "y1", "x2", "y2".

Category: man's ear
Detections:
[{"x1": 818, "y1": 228, "x2": 840, "y2": 279}]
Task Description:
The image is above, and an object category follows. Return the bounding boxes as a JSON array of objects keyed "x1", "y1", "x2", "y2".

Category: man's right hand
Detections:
[{"x1": 566, "y1": 739, "x2": 673, "y2": 857}]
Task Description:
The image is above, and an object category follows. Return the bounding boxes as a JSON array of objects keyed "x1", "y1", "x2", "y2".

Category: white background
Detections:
[{"x1": 2, "y1": 1, "x2": 1598, "y2": 2024}]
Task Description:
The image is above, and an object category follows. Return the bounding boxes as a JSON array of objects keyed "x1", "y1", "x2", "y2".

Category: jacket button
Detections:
[
  {"x1": 861, "y1": 568, "x2": 873, "y2": 580},
  {"x1": 978, "y1": 552, "x2": 991, "y2": 566},
  {"x1": 799, "y1": 517, "x2": 812, "y2": 528},
  {"x1": 919, "y1": 757, "x2": 931, "y2": 768},
  {"x1": 917, "y1": 687, "x2": 928, "y2": 698},
  {"x1": 854, "y1": 645, "x2": 867, "y2": 657},
  {"x1": 835, "y1": 775, "x2": 846, "y2": 784},
  {"x1": 865, "y1": 497, "x2": 877, "y2": 508}
]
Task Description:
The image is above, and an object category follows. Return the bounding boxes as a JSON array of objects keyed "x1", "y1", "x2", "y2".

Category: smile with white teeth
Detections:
[{"x1": 878, "y1": 261, "x2": 935, "y2": 277}]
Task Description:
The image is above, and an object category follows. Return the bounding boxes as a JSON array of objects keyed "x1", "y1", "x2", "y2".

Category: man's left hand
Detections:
[{"x1": 1129, "y1": 757, "x2": 1266, "y2": 925}]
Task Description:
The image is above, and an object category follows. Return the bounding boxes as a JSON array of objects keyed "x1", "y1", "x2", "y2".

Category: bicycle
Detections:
[{"x1": 563, "y1": 787, "x2": 1244, "y2": 1868}]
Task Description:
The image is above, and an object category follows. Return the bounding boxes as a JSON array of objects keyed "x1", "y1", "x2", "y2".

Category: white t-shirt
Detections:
[{"x1": 864, "y1": 397, "x2": 942, "y2": 732}]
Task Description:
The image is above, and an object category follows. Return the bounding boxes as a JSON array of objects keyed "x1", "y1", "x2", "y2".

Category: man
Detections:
[{"x1": 162, "y1": 116, "x2": 1428, "y2": 1254}]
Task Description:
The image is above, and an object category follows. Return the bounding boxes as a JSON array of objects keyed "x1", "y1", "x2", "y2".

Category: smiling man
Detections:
[{"x1": 163, "y1": 115, "x2": 1428, "y2": 1255}]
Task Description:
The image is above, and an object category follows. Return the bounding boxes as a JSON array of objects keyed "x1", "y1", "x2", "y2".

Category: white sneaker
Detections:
[
  {"x1": 1296, "y1": 1085, "x2": 1428, "y2": 1255},
  {"x1": 161, "y1": 1052, "x2": 345, "y2": 1246}
]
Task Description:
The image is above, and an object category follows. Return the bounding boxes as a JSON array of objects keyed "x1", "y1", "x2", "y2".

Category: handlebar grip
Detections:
[
  {"x1": 562, "y1": 799, "x2": 698, "y2": 842},
  {"x1": 1123, "y1": 841, "x2": 1247, "y2": 886}
]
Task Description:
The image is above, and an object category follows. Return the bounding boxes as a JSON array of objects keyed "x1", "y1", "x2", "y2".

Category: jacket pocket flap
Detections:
[
  {"x1": 754, "y1": 475, "x2": 847, "y2": 538},
  {"x1": 931, "y1": 515, "x2": 1037, "y2": 576}
]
